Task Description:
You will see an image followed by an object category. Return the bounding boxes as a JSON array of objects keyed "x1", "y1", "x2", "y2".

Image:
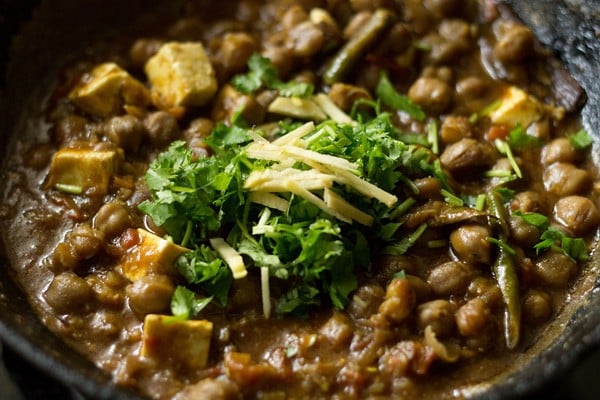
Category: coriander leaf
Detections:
[
  {"x1": 569, "y1": 129, "x2": 593, "y2": 150},
  {"x1": 383, "y1": 223, "x2": 428, "y2": 255},
  {"x1": 231, "y1": 53, "x2": 278, "y2": 94},
  {"x1": 170, "y1": 285, "x2": 213, "y2": 319},
  {"x1": 507, "y1": 124, "x2": 542, "y2": 150},
  {"x1": 231, "y1": 53, "x2": 314, "y2": 98},
  {"x1": 376, "y1": 71, "x2": 426, "y2": 121},
  {"x1": 393, "y1": 270, "x2": 406, "y2": 280},
  {"x1": 276, "y1": 284, "x2": 321, "y2": 315},
  {"x1": 561, "y1": 237, "x2": 589, "y2": 262},
  {"x1": 513, "y1": 210, "x2": 549, "y2": 230},
  {"x1": 176, "y1": 246, "x2": 233, "y2": 306},
  {"x1": 495, "y1": 187, "x2": 516, "y2": 202},
  {"x1": 274, "y1": 81, "x2": 314, "y2": 98},
  {"x1": 206, "y1": 122, "x2": 252, "y2": 148}
]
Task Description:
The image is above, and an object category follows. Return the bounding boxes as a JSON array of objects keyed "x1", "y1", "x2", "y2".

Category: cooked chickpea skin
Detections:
[
  {"x1": 440, "y1": 115, "x2": 472, "y2": 144},
  {"x1": 143, "y1": 111, "x2": 181, "y2": 146},
  {"x1": 543, "y1": 162, "x2": 591, "y2": 196},
  {"x1": 522, "y1": 289, "x2": 553, "y2": 324},
  {"x1": 129, "y1": 38, "x2": 163, "y2": 69},
  {"x1": 424, "y1": 0, "x2": 462, "y2": 17},
  {"x1": 348, "y1": 283, "x2": 386, "y2": 319},
  {"x1": 417, "y1": 299, "x2": 457, "y2": 337},
  {"x1": 379, "y1": 278, "x2": 416, "y2": 323},
  {"x1": 510, "y1": 190, "x2": 547, "y2": 214},
  {"x1": 554, "y1": 196, "x2": 600, "y2": 236},
  {"x1": 427, "y1": 261, "x2": 476, "y2": 296},
  {"x1": 93, "y1": 202, "x2": 134, "y2": 239},
  {"x1": 126, "y1": 275, "x2": 175, "y2": 317},
  {"x1": 455, "y1": 298, "x2": 490, "y2": 337},
  {"x1": 328, "y1": 83, "x2": 372, "y2": 112},
  {"x1": 67, "y1": 224, "x2": 105, "y2": 261},
  {"x1": 44, "y1": 272, "x2": 94, "y2": 314},
  {"x1": 450, "y1": 224, "x2": 492, "y2": 264},
  {"x1": 493, "y1": 23, "x2": 534, "y2": 63},
  {"x1": 439, "y1": 138, "x2": 497, "y2": 172},
  {"x1": 541, "y1": 137, "x2": 582, "y2": 165},
  {"x1": 468, "y1": 277, "x2": 502, "y2": 308},
  {"x1": 103, "y1": 115, "x2": 145, "y2": 152},
  {"x1": 213, "y1": 32, "x2": 257, "y2": 78},
  {"x1": 408, "y1": 77, "x2": 452, "y2": 115},
  {"x1": 533, "y1": 251, "x2": 578, "y2": 288},
  {"x1": 509, "y1": 214, "x2": 541, "y2": 248}
]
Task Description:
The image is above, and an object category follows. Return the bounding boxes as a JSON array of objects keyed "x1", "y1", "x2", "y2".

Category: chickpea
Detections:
[
  {"x1": 554, "y1": 196, "x2": 600, "y2": 236},
  {"x1": 424, "y1": 0, "x2": 462, "y2": 17},
  {"x1": 328, "y1": 83, "x2": 372, "y2": 112},
  {"x1": 93, "y1": 202, "x2": 134, "y2": 238},
  {"x1": 533, "y1": 251, "x2": 578, "y2": 288},
  {"x1": 450, "y1": 224, "x2": 492, "y2": 264},
  {"x1": 144, "y1": 111, "x2": 181, "y2": 146},
  {"x1": 493, "y1": 23, "x2": 535, "y2": 63},
  {"x1": 440, "y1": 138, "x2": 497, "y2": 172},
  {"x1": 379, "y1": 278, "x2": 416, "y2": 323},
  {"x1": 510, "y1": 190, "x2": 547, "y2": 214},
  {"x1": 455, "y1": 298, "x2": 490, "y2": 337},
  {"x1": 509, "y1": 215, "x2": 540, "y2": 248},
  {"x1": 543, "y1": 163, "x2": 591, "y2": 196},
  {"x1": 126, "y1": 275, "x2": 175, "y2": 317},
  {"x1": 542, "y1": 138, "x2": 581, "y2": 165},
  {"x1": 408, "y1": 77, "x2": 452, "y2": 115},
  {"x1": 67, "y1": 224, "x2": 104, "y2": 261},
  {"x1": 129, "y1": 38, "x2": 163, "y2": 69},
  {"x1": 468, "y1": 277, "x2": 502, "y2": 308},
  {"x1": 522, "y1": 289, "x2": 553, "y2": 324},
  {"x1": 348, "y1": 283, "x2": 385, "y2": 319},
  {"x1": 427, "y1": 261, "x2": 476, "y2": 296},
  {"x1": 286, "y1": 21, "x2": 325, "y2": 58},
  {"x1": 417, "y1": 300, "x2": 457, "y2": 337},
  {"x1": 104, "y1": 115, "x2": 145, "y2": 152},
  {"x1": 44, "y1": 272, "x2": 93, "y2": 314},
  {"x1": 214, "y1": 32, "x2": 257, "y2": 78},
  {"x1": 440, "y1": 115, "x2": 472, "y2": 144}
]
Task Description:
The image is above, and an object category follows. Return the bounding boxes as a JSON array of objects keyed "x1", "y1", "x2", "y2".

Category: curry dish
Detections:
[{"x1": 1, "y1": 0, "x2": 599, "y2": 399}]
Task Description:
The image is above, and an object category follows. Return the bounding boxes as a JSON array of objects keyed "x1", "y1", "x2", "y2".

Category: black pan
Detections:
[{"x1": 0, "y1": 1, "x2": 599, "y2": 399}]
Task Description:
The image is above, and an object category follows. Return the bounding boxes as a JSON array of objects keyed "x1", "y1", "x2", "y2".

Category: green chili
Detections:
[
  {"x1": 323, "y1": 9, "x2": 394, "y2": 85},
  {"x1": 487, "y1": 190, "x2": 521, "y2": 350}
]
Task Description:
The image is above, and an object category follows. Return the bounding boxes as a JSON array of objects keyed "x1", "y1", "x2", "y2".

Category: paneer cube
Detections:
[
  {"x1": 489, "y1": 86, "x2": 543, "y2": 128},
  {"x1": 69, "y1": 62, "x2": 150, "y2": 117},
  {"x1": 46, "y1": 148, "x2": 118, "y2": 195},
  {"x1": 145, "y1": 42, "x2": 218, "y2": 109},
  {"x1": 121, "y1": 229, "x2": 189, "y2": 281},
  {"x1": 141, "y1": 314, "x2": 213, "y2": 369}
]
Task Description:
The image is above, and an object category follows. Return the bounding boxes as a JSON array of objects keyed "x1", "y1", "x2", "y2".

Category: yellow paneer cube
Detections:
[
  {"x1": 121, "y1": 229, "x2": 189, "y2": 281},
  {"x1": 141, "y1": 314, "x2": 213, "y2": 369},
  {"x1": 69, "y1": 62, "x2": 150, "y2": 117},
  {"x1": 489, "y1": 86, "x2": 543, "y2": 128},
  {"x1": 46, "y1": 148, "x2": 118, "y2": 195},
  {"x1": 145, "y1": 42, "x2": 218, "y2": 109}
]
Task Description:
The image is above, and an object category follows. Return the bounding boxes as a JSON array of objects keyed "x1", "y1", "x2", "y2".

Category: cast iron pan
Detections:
[{"x1": 0, "y1": 1, "x2": 599, "y2": 399}]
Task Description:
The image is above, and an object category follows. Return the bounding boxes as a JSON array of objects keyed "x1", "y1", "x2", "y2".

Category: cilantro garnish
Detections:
[
  {"x1": 507, "y1": 124, "x2": 542, "y2": 151},
  {"x1": 569, "y1": 129, "x2": 593, "y2": 150},
  {"x1": 139, "y1": 81, "x2": 455, "y2": 315},
  {"x1": 514, "y1": 210, "x2": 589, "y2": 262},
  {"x1": 231, "y1": 53, "x2": 314, "y2": 98},
  {"x1": 376, "y1": 71, "x2": 426, "y2": 121},
  {"x1": 170, "y1": 286, "x2": 213, "y2": 320}
]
